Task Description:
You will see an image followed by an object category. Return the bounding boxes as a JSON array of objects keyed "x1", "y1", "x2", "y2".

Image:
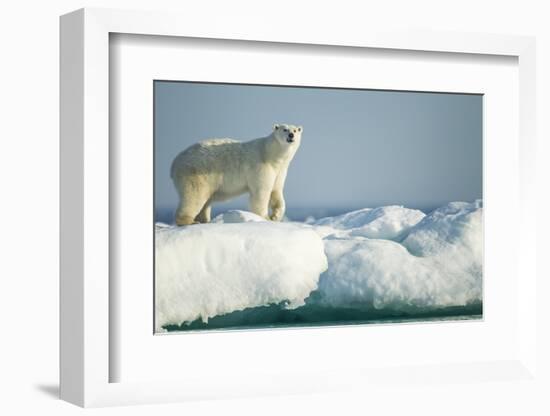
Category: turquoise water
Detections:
[{"x1": 163, "y1": 301, "x2": 482, "y2": 332}]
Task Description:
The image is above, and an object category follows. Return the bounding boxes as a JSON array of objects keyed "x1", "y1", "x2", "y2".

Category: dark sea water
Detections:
[
  {"x1": 155, "y1": 204, "x2": 441, "y2": 224},
  {"x1": 163, "y1": 301, "x2": 482, "y2": 332}
]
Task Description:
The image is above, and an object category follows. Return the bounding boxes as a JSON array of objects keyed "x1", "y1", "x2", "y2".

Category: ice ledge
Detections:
[{"x1": 155, "y1": 221, "x2": 328, "y2": 331}]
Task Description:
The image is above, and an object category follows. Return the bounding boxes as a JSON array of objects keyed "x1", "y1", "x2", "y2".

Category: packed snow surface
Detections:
[
  {"x1": 312, "y1": 205, "x2": 426, "y2": 240},
  {"x1": 155, "y1": 202, "x2": 482, "y2": 330},
  {"x1": 155, "y1": 220, "x2": 328, "y2": 331},
  {"x1": 211, "y1": 210, "x2": 266, "y2": 224}
]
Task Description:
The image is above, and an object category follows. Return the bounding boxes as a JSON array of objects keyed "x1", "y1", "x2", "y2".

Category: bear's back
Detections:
[
  {"x1": 171, "y1": 138, "x2": 244, "y2": 179},
  {"x1": 198, "y1": 138, "x2": 239, "y2": 147}
]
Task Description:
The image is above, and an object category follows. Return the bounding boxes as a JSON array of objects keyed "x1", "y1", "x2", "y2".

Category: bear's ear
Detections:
[
  {"x1": 298, "y1": 126, "x2": 303, "y2": 132},
  {"x1": 273, "y1": 124, "x2": 279, "y2": 131}
]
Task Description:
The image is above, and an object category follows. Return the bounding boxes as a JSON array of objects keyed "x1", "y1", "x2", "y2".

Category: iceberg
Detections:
[
  {"x1": 155, "y1": 221, "x2": 328, "y2": 331},
  {"x1": 155, "y1": 201, "x2": 482, "y2": 331}
]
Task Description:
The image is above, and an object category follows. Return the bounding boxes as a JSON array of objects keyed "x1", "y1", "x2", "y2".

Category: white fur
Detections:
[{"x1": 170, "y1": 124, "x2": 302, "y2": 225}]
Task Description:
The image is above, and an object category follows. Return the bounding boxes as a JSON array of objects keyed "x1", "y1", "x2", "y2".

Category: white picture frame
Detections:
[{"x1": 60, "y1": 7, "x2": 537, "y2": 407}]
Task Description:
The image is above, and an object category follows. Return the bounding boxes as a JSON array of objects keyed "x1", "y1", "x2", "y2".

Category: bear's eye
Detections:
[{"x1": 284, "y1": 129, "x2": 288, "y2": 132}]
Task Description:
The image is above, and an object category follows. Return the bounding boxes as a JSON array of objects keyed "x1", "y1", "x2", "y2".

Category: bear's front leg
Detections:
[
  {"x1": 249, "y1": 188, "x2": 271, "y2": 219},
  {"x1": 269, "y1": 190, "x2": 285, "y2": 221}
]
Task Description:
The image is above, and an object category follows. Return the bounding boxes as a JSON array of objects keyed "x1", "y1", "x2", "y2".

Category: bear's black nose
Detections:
[{"x1": 288, "y1": 133, "x2": 294, "y2": 139}]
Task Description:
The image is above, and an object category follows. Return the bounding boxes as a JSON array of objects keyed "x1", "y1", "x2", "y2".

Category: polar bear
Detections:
[{"x1": 170, "y1": 124, "x2": 303, "y2": 225}]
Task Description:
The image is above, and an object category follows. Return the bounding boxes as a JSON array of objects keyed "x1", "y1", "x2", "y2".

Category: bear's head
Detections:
[{"x1": 273, "y1": 123, "x2": 303, "y2": 147}]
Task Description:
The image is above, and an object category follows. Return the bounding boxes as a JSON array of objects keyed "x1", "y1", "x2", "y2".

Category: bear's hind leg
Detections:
[
  {"x1": 175, "y1": 189, "x2": 210, "y2": 226},
  {"x1": 195, "y1": 203, "x2": 212, "y2": 223},
  {"x1": 175, "y1": 204, "x2": 199, "y2": 226}
]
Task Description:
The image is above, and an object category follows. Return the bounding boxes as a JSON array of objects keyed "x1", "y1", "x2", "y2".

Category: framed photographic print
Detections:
[
  {"x1": 153, "y1": 80, "x2": 483, "y2": 334},
  {"x1": 60, "y1": 8, "x2": 538, "y2": 407}
]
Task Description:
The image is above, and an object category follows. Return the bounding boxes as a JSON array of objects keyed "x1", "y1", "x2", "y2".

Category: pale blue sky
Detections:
[{"x1": 155, "y1": 81, "x2": 482, "y2": 221}]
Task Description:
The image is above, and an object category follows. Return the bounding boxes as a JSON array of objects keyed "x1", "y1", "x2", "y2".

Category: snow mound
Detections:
[
  {"x1": 155, "y1": 222, "x2": 328, "y2": 331},
  {"x1": 315, "y1": 201, "x2": 482, "y2": 311},
  {"x1": 212, "y1": 210, "x2": 266, "y2": 224},
  {"x1": 313, "y1": 206, "x2": 425, "y2": 240},
  {"x1": 401, "y1": 200, "x2": 482, "y2": 256}
]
